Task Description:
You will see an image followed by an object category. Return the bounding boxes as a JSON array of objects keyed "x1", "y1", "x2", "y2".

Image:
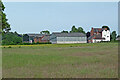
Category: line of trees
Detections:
[
  {"x1": 2, "y1": 31, "x2": 22, "y2": 45},
  {"x1": 61, "y1": 26, "x2": 85, "y2": 34},
  {"x1": 40, "y1": 26, "x2": 86, "y2": 34}
]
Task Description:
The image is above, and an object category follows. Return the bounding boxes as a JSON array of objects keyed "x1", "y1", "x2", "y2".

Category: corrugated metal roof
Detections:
[{"x1": 52, "y1": 32, "x2": 86, "y2": 37}]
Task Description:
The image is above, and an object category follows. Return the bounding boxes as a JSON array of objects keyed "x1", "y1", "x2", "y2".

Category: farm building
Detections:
[
  {"x1": 23, "y1": 34, "x2": 50, "y2": 43},
  {"x1": 34, "y1": 34, "x2": 50, "y2": 43},
  {"x1": 116, "y1": 35, "x2": 120, "y2": 41},
  {"x1": 50, "y1": 32, "x2": 87, "y2": 44},
  {"x1": 88, "y1": 27, "x2": 110, "y2": 43}
]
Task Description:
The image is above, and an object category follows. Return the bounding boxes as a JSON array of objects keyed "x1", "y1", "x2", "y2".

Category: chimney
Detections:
[{"x1": 104, "y1": 28, "x2": 107, "y2": 30}]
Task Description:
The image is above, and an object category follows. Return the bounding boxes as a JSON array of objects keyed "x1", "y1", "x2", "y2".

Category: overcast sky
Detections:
[{"x1": 4, "y1": 2, "x2": 118, "y2": 34}]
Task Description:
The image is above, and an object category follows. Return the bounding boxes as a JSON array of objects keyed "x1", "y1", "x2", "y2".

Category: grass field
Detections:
[{"x1": 2, "y1": 43, "x2": 118, "y2": 78}]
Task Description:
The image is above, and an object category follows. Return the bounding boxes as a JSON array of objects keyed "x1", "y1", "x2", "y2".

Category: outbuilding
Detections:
[
  {"x1": 50, "y1": 32, "x2": 87, "y2": 44},
  {"x1": 23, "y1": 34, "x2": 50, "y2": 43}
]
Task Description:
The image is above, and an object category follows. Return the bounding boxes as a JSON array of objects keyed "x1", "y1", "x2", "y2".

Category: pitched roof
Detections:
[
  {"x1": 93, "y1": 28, "x2": 102, "y2": 33},
  {"x1": 92, "y1": 28, "x2": 109, "y2": 33},
  {"x1": 52, "y1": 32, "x2": 86, "y2": 37},
  {"x1": 88, "y1": 33, "x2": 105, "y2": 40},
  {"x1": 88, "y1": 35, "x2": 94, "y2": 40},
  {"x1": 41, "y1": 35, "x2": 50, "y2": 41},
  {"x1": 27, "y1": 34, "x2": 43, "y2": 37}
]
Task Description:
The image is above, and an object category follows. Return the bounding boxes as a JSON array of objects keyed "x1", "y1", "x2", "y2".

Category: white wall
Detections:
[
  {"x1": 93, "y1": 39, "x2": 102, "y2": 43},
  {"x1": 56, "y1": 37, "x2": 87, "y2": 44},
  {"x1": 102, "y1": 30, "x2": 110, "y2": 41},
  {"x1": 57, "y1": 41, "x2": 87, "y2": 44}
]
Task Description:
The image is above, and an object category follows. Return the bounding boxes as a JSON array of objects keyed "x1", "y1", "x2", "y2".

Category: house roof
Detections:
[
  {"x1": 88, "y1": 35, "x2": 94, "y2": 40},
  {"x1": 27, "y1": 34, "x2": 43, "y2": 37},
  {"x1": 93, "y1": 28, "x2": 103, "y2": 33},
  {"x1": 88, "y1": 33, "x2": 105, "y2": 40},
  {"x1": 41, "y1": 35, "x2": 50, "y2": 41},
  {"x1": 52, "y1": 32, "x2": 86, "y2": 37},
  {"x1": 92, "y1": 28, "x2": 109, "y2": 33},
  {"x1": 27, "y1": 34, "x2": 50, "y2": 40}
]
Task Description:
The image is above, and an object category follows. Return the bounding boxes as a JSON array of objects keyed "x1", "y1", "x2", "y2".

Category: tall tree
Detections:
[
  {"x1": 61, "y1": 30, "x2": 68, "y2": 33},
  {"x1": 111, "y1": 31, "x2": 117, "y2": 41},
  {"x1": 40, "y1": 30, "x2": 50, "y2": 34},
  {"x1": 77, "y1": 27, "x2": 85, "y2": 34},
  {"x1": 70, "y1": 25, "x2": 78, "y2": 33},
  {"x1": 86, "y1": 31, "x2": 90, "y2": 38},
  {"x1": 0, "y1": 1, "x2": 11, "y2": 33},
  {"x1": 70, "y1": 26, "x2": 86, "y2": 34}
]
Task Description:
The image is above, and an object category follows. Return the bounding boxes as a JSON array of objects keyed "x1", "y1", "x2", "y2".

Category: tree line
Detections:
[{"x1": 40, "y1": 26, "x2": 85, "y2": 34}]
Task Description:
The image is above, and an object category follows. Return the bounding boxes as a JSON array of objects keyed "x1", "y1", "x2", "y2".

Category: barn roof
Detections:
[
  {"x1": 52, "y1": 32, "x2": 86, "y2": 37},
  {"x1": 27, "y1": 34, "x2": 43, "y2": 37}
]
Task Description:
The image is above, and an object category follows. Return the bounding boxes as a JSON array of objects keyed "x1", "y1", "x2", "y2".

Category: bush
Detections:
[
  {"x1": 2, "y1": 32, "x2": 22, "y2": 45},
  {"x1": 23, "y1": 43, "x2": 32, "y2": 45},
  {"x1": 8, "y1": 46, "x2": 12, "y2": 48},
  {"x1": 100, "y1": 41, "x2": 118, "y2": 43}
]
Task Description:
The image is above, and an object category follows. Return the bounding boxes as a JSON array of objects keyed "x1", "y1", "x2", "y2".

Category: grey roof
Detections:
[
  {"x1": 88, "y1": 33, "x2": 105, "y2": 40},
  {"x1": 27, "y1": 34, "x2": 43, "y2": 37},
  {"x1": 88, "y1": 35, "x2": 94, "y2": 40},
  {"x1": 52, "y1": 32, "x2": 86, "y2": 37},
  {"x1": 41, "y1": 35, "x2": 50, "y2": 40}
]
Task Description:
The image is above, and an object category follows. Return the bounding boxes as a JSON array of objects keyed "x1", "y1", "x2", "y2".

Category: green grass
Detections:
[{"x1": 2, "y1": 43, "x2": 118, "y2": 78}]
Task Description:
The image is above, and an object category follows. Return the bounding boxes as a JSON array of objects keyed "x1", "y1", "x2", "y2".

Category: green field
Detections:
[{"x1": 2, "y1": 43, "x2": 118, "y2": 78}]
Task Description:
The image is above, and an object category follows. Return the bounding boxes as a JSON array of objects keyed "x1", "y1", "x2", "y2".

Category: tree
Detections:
[
  {"x1": 61, "y1": 30, "x2": 68, "y2": 33},
  {"x1": 40, "y1": 30, "x2": 50, "y2": 34},
  {"x1": 102, "y1": 26, "x2": 110, "y2": 30},
  {"x1": 0, "y1": 1, "x2": 11, "y2": 32},
  {"x1": 111, "y1": 31, "x2": 117, "y2": 41},
  {"x1": 77, "y1": 27, "x2": 85, "y2": 34},
  {"x1": 2, "y1": 32, "x2": 22, "y2": 45},
  {"x1": 70, "y1": 25, "x2": 78, "y2": 33},
  {"x1": 70, "y1": 26, "x2": 86, "y2": 34},
  {"x1": 86, "y1": 32, "x2": 90, "y2": 38}
]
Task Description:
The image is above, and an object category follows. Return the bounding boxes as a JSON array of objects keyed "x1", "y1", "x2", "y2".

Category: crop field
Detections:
[{"x1": 2, "y1": 43, "x2": 118, "y2": 78}]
